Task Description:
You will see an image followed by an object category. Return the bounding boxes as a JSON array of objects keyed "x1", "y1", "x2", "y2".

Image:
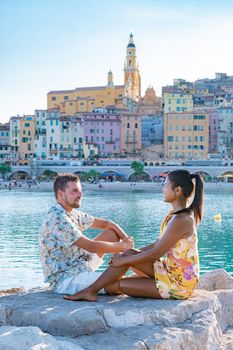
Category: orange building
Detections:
[{"x1": 164, "y1": 111, "x2": 209, "y2": 159}]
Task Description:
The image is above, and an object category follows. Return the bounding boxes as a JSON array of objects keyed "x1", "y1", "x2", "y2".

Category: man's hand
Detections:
[{"x1": 119, "y1": 236, "x2": 134, "y2": 251}]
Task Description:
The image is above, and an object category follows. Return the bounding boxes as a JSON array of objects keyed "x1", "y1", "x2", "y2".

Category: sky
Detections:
[{"x1": 1, "y1": 0, "x2": 233, "y2": 123}]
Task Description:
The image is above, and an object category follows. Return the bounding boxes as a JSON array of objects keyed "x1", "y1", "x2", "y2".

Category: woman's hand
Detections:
[{"x1": 108, "y1": 253, "x2": 125, "y2": 267}]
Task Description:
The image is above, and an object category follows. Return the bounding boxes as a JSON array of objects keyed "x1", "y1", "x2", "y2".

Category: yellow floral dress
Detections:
[{"x1": 153, "y1": 212, "x2": 199, "y2": 300}]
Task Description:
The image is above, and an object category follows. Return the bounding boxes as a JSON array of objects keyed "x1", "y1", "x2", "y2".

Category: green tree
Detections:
[
  {"x1": 86, "y1": 169, "x2": 100, "y2": 183},
  {"x1": 41, "y1": 169, "x2": 57, "y2": 179},
  {"x1": 130, "y1": 161, "x2": 144, "y2": 181},
  {"x1": 0, "y1": 164, "x2": 12, "y2": 179}
]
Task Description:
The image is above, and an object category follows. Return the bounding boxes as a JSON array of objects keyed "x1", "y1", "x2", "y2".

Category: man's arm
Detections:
[
  {"x1": 90, "y1": 218, "x2": 129, "y2": 240},
  {"x1": 73, "y1": 235, "x2": 134, "y2": 255}
]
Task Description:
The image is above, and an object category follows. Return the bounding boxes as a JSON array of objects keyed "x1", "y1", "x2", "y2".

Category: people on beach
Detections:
[
  {"x1": 39, "y1": 173, "x2": 134, "y2": 295},
  {"x1": 64, "y1": 169, "x2": 203, "y2": 302}
]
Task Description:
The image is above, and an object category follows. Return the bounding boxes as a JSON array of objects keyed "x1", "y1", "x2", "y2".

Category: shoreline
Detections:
[{"x1": 0, "y1": 181, "x2": 233, "y2": 193}]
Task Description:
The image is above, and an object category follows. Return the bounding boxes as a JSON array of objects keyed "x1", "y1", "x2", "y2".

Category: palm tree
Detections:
[
  {"x1": 0, "y1": 164, "x2": 12, "y2": 180},
  {"x1": 41, "y1": 169, "x2": 57, "y2": 180},
  {"x1": 85, "y1": 170, "x2": 100, "y2": 183},
  {"x1": 130, "y1": 161, "x2": 144, "y2": 181}
]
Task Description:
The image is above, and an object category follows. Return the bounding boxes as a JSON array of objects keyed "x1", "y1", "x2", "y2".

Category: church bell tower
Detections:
[{"x1": 124, "y1": 33, "x2": 141, "y2": 101}]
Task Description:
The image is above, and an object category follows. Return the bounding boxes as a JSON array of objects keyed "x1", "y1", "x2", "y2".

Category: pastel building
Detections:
[
  {"x1": 60, "y1": 116, "x2": 83, "y2": 159},
  {"x1": 120, "y1": 112, "x2": 141, "y2": 155},
  {"x1": 217, "y1": 107, "x2": 233, "y2": 158},
  {"x1": 10, "y1": 116, "x2": 20, "y2": 164},
  {"x1": 46, "y1": 109, "x2": 61, "y2": 160},
  {"x1": 34, "y1": 110, "x2": 47, "y2": 160},
  {"x1": 81, "y1": 110, "x2": 121, "y2": 156},
  {"x1": 141, "y1": 115, "x2": 163, "y2": 147},
  {"x1": 18, "y1": 115, "x2": 35, "y2": 164},
  {"x1": 164, "y1": 111, "x2": 209, "y2": 159},
  {"x1": 163, "y1": 93, "x2": 193, "y2": 113},
  {"x1": 0, "y1": 123, "x2": 11, "y2": 163}
]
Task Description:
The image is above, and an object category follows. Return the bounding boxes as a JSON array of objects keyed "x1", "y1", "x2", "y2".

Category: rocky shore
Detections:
[{"x1": 0, "y1": 269, "x2": 233, "y2": 349}]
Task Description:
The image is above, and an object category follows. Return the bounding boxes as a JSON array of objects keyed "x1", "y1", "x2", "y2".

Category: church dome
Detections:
[{"x1": 127, "y1": 42, "x2": 135, "y2": 48}]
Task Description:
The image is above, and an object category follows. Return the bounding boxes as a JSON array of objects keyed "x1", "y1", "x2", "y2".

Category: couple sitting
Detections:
[{"x1": 39, "y1": 170, "x2": 203, "y2": 302}]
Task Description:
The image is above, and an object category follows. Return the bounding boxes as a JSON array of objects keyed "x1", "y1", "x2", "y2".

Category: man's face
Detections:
[{"x1": 61, "y1": 181, "x2": 83, "y2": 209}]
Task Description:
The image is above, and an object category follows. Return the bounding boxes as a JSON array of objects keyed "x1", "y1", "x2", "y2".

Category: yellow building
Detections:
[
  {"x1": 18, "y1": 115, "x2": 35, "y2": 164},
  {"x1": 47, "y1": 34, "x2": 141, "y2": 115},
  {"x1": 163, "y1": 93, "x2": 193, "y2": 113},
  {"x1": 164, "y1": 111, "x2": 209, "y2": 160}
]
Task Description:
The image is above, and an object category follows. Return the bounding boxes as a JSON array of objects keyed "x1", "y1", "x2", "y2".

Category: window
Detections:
[
  {"x1": 167, "y1": 136, "x2": 174, "y2": 142},
  {"x1": 25, "y1": 123, "x2": 30, "y2": 127},
  {"x1": 127, "y1": 123, "x2": 130, "y2": 128},
  {"x1": 194, "y1": 115, "x2": 205, "y2": 120},
  {"x1": 51, "y1": 96, "x2": 56, "y2": 101},
  {"x1": 64, "y1": 96, "x2": 69, "y2": 101},
  {"x1": 135, "y1": 123, "x2": 138, "y2": 129}
]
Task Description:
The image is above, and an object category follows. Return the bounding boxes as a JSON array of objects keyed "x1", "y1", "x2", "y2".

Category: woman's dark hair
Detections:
[
  {"x1": 54, "y1": 173, "x2": 80, "y2": 199},
  {"x1": 167, "y1": 169, "x2": 203, "y2": 224}
]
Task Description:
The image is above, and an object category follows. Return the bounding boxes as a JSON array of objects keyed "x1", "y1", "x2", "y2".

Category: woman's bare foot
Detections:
[{"x1": 63, "y1": 288, "x2": 98, "y2": 302}]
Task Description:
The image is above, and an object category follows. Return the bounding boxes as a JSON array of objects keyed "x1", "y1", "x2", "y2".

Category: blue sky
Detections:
[{"x1": 1, "y1": 0, "x2": 233, "y2": 123}]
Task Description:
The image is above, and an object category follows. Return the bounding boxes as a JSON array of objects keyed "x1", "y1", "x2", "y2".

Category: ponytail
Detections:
[
  {"x1": 168, "y1": 170, "x2": 204, "y2": 224},
  {"x1": 189, "y1": 173, "x2": 203, "y2": 224}
]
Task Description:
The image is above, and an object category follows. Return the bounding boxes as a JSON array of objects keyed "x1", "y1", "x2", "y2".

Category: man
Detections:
[{"x1": 39, "y1": 173, "x2": 133, "y2": 295}]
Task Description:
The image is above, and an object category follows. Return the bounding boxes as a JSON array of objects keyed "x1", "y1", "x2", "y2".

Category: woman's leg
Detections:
[
  {"x1": 64, "y1": 249, "x2": 159, "y2": 301},
  {"x1": 118, "y1": 276, "x2": 162, "y2": 299}
]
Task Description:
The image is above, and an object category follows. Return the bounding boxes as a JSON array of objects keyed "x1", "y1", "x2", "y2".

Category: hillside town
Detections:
[{"x1": 0, "y1": 34, "x2": 233, "y2": 170}]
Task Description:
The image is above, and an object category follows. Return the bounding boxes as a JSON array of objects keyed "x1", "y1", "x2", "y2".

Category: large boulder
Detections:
[{"x1": 0, "y1": 269, "x2": 232, "y2": 349}]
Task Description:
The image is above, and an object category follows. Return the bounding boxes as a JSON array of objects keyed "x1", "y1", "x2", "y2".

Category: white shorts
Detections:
[{"x1": 55, "y1": 253, "x2": 106, "y2": 295}]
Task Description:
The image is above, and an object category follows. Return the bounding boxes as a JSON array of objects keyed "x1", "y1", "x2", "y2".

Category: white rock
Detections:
[{"x1": 0, "y1": 326, "x2": 84, "y2": 350}]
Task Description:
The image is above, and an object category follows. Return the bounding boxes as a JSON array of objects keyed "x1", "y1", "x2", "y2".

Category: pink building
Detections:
[{"x1": 81, "y1": 111, "x2": 121, "y2": 156}]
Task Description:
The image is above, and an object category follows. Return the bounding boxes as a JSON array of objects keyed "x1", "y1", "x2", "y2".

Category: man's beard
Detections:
[{"x1": 64, "y1": 195, "x2": 81, "y2": 208}]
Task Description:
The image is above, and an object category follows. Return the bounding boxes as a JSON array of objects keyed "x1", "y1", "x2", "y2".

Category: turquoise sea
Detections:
[{"x1": 0, "y1": 189, "x2": 232, "y2": 290}]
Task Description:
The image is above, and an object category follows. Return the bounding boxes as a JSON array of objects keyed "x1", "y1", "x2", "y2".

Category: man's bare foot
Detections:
[{"x1": 63, "y1": 289, "x2": 98, "y2": 302}]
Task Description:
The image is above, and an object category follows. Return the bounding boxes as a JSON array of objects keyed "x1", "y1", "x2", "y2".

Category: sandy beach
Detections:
[{"x1": 0, "y1": 180, "x2": 232, "y2": 193}]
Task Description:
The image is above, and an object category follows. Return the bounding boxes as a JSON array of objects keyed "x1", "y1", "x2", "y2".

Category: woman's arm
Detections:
[
  {"x1": 139, "y1": 241, "x2": 158, "y2": 251},
  {"x1": 110, "y1": 215, "x2": 194, "y2": 267}
]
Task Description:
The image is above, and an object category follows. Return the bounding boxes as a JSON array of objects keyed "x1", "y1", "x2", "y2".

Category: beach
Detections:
[{"x1": 0, "y1": 180, "x2": 232, "y2": 192}]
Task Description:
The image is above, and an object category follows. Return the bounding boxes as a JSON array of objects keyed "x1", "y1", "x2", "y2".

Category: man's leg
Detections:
[{"x1": 93, "y1": 229, "x2": 119, "y2": 259}]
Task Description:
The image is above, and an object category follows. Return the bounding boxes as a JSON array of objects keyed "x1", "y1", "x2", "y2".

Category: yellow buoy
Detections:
[{"x1": 214, "y1": 213, "x2": 222, "y2": 221}]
